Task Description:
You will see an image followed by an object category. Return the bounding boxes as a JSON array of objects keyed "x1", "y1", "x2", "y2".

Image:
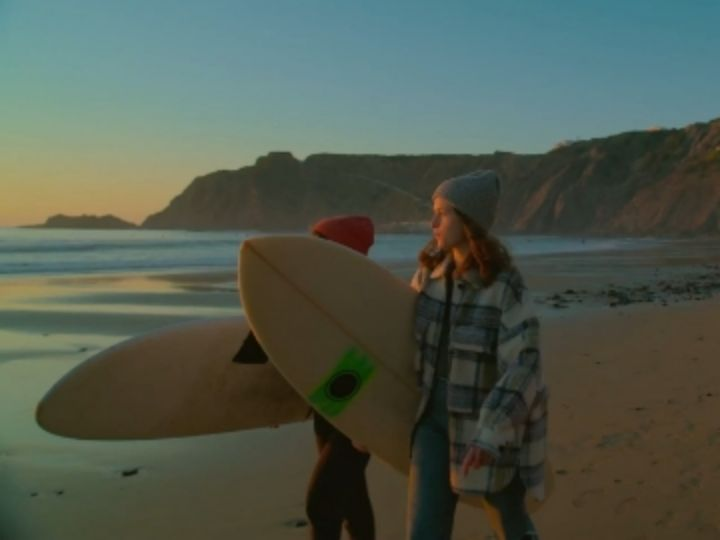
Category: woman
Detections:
[{"x1": 406, "y1": 170, "x2": 548, "y2": 540}]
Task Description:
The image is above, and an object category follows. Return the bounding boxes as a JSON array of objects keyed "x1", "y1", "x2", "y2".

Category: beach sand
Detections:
[{"x1": 1, "y1": 245, "x2": 719, "y2": 539}]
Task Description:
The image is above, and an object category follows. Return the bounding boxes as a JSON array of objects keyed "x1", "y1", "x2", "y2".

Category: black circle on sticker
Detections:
[{"x1": 326, "y1": 371, "x2": 361, "y2": 401}]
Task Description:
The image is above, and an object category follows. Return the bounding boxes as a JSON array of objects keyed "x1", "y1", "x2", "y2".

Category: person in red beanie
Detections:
[
  {"x1": 305, "y1": 215, "x2": 375, "y2": 540},
  {"x1": 235, "y1": 215, "x2": 376, "y2": 540},
  {"x1": 310, "y1": 215, "x2": 374, "y2": 256}
]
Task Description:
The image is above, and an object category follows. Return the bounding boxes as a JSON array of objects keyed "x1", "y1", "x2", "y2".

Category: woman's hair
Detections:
[{"x1": 418, "y1": 208, "x2": 514, "y2": 286}]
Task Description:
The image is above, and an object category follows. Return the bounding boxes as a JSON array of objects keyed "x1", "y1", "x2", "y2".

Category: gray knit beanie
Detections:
[{"x1": 432, "y1": 169, "x2": 501, "y2": 232}]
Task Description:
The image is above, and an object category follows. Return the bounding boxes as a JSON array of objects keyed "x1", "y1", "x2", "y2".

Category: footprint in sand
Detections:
[
  {"x1": 615, "y1": 496, "x2": 638, "y2": 514},
  {"x1": 679, "y1": 476, "x2": 701, "y2": 491},
  {"x1": 572, "y1": 488, "x2": 604, "y2": 508},
  {"x1": 655, "y1": 510, "x2": 674, "y2": 527},
  {"x1": 707, "y1": 430, "x2": 720, "y2": 446},
  {"x1": 596, "y1": 432, "x2": 640, "y2": 449}
]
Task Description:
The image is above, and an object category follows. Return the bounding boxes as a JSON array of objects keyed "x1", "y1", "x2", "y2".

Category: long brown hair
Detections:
[{"x1": 418, "y1": 209, "x2": 514, "y2": 287}]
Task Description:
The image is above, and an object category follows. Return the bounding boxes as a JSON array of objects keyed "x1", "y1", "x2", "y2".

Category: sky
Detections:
[{"x1": 1, "y1": 0, "x2": 718, "y2": 226}]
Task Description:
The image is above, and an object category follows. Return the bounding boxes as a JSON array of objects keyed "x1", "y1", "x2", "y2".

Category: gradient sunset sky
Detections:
[{"x1": 2, "y1": 0, "x2": 718, "y2": 226}]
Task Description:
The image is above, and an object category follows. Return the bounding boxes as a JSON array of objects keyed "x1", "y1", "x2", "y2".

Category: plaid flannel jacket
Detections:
[{"x1": 411, "y1": 256, "x2": 548, "y2": 499}]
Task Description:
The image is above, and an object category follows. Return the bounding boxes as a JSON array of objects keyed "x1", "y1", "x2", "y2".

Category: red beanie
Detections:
[{"x1": 311, "y1": 215, "x2": 374, "y2": 255}]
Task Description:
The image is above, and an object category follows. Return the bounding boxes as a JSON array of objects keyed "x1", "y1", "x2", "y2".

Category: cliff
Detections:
[{"x1": 142, "y1": 119, "x2": 720, "y2": 236}]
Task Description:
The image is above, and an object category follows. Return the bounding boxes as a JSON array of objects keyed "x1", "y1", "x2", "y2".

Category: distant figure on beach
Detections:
[
  {"x1": 235, "y1": 215, "x2": 376, "y2": 540},
  {"x1": 406, "y1": 170, "x2": 548, "y2": 540}
]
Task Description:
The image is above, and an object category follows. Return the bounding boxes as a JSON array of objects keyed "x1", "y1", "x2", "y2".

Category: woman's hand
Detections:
[{"x1": 461, "y1": 445, "x2": 495, "y2": 477}]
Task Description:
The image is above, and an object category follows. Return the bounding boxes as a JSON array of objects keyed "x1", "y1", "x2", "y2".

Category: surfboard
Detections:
[
  {"x1": 36, "y1": 317, "x2": 310, "y2": 440},
  {"x1": 239, "y1": 235, "x2": 553, "y2": 512}
]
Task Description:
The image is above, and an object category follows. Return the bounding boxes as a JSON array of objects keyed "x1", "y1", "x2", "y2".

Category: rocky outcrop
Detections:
[
  {"x1": 28, "y1": 214, "x2": 138, "y2": 230},
  {"x1": 142, "y1": 119, "x2": 720, "y2": 236}
]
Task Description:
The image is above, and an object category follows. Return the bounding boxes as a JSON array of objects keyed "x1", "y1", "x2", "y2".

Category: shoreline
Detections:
[
  {"x1": 5, "y1": 223, "x2": 720, "y2": 239},
  {"x1": 1, "y1": 243, "x2": 718, "y2": 338}
]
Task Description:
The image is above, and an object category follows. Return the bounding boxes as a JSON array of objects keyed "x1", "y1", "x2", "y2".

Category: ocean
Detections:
[{"x1": 0, "y1": 228, "x2": 669, "y2": 279}]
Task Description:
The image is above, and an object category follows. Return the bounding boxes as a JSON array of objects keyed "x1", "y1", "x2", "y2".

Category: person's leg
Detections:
[
  {"x1": 405, "y1": 384, "x2": 458, "y2": 540},
  {"x1": 481, "y1": 474, "x2": 537, "y2": 540},
  {"x1": 306, "y1": 433, "x2": 344, "y2": 540},
  {"x1": 341, "y1": 447, "x2": 375, "y2": 540},
  {"x1": 309, "y1": 409, "x2": 375, "y2": 540}
]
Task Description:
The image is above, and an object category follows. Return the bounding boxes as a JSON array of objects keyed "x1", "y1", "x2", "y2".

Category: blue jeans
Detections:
[{"x1": 406, "y1": 380, "x2": 537, "y2": 540}]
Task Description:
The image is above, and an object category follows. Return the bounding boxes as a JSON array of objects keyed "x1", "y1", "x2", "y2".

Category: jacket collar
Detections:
[{"x1": 428, "y1": 254, "x2": 485, "y2": 290}]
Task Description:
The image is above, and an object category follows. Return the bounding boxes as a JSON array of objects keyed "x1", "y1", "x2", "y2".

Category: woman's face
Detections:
[{"x1": 431, "y1": 197, "x2": 466, "y2": 251}]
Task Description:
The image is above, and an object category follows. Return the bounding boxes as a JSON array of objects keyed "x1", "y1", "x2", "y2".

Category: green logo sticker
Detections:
[{"x1": 308, "y1": 347, "x2": 376, "y2": 417}]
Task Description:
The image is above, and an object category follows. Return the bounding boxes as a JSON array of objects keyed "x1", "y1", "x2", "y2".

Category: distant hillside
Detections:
[
  {"x1": 28, "y1": 214, "x2": 138, "y2": 230},
  {"x1": 141, "y1": 118, "x2": 720, "y2": 236}
]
